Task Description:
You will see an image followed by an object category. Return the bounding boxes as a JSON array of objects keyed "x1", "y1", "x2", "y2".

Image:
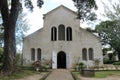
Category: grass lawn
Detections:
[
  {"x1": 95, "y1": 71, "x2": 120, "y2": 78},
  {"x1": 0, "y1": 70, "x2": 41, "y2": 80},
  {"x1": 72, "y1": 70, "x2": 120, "y2": 79},
  {"x1": 72, "y1": 72, "x2": 80, "y2": 80}
]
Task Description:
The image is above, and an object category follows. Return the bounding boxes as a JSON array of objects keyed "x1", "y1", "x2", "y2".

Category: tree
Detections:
[
  {"x1": 72, "y1": 0, "x2": 97, "y2": 21},
  {"x1": 96, "y1": 0, "x2": 120, "y2": 61},
  {"x1": 15, "y1": 13, "x2": 30, "y2": 46},
  {"x1": 0, "y1": 48, "x2": 3, "y2": 64},
  {"x1": 86, "y1": 27, "x2": 96, "y2": 32},
  {"x1": 0, "y1": 24, "x2": 4, "y2": 47},
  {"x1": 0, "y1": 0, "x2": 43, "y2": 75},
  {"x1": 95, "y1": 20, "x2": 120, "y2": 60},
  {"x1": 102, "y1": 0, "x2": 120, "y2": 20},
  {"x1": 0, "y1": 13, "x2": 29, "y2": 47}
]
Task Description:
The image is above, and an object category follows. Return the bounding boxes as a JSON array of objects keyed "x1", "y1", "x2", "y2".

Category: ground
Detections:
[
  {"x1": 17, "y1": 69, "x2": 120, "y2": 80},
  {"x1": 80, "y1": 75, "x2": 120, "y2": 80},
  {"x1": 17, "y1": 72, "x2": 46, "y2": 80}
]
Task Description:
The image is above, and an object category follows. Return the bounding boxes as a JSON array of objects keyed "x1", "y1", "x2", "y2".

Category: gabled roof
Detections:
[
  {"x1": 23, "y1": 28, "x2": 43, "y2": 40},
  {"x1": 44, "y1": 5, "x2": 77, "y2": 16},
  {"x1": 80, "y1": 27, "x2": 101, "y2": 41}
]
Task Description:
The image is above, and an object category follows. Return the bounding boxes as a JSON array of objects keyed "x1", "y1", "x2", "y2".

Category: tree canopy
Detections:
[
  {"x1": 72, "y1": 0, "x2": 97, "y2": 21},
  {"x1": 95, "y1": 0, "x2": 120, "y2": 60},
  {"x1": 102, "y1": 0, "x2": 120, "y2": 20},
  {"x1": 96, "y1": 20, "x2": 120, "y2": 60},
  {"x1": 15, "y1": 13, "x2": 30, "y2": 46}
]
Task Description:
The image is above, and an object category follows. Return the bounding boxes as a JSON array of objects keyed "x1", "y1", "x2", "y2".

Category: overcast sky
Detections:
[{"x1": 25, "y1": 0, "x2": 119, "y2": 35}]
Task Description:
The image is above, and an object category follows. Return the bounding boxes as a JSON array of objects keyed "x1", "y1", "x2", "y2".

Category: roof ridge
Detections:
[{"x1": 44, "y1": 5, "x2": 76, "y2": 16}]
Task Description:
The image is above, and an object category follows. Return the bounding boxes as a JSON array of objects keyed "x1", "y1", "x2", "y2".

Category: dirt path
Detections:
[
  {"x1": 79, "y1": 75, "x2": 120, "y2": 80},
  {"x1": 17, "y1": 72, "x2": 46, "y2": 80}
]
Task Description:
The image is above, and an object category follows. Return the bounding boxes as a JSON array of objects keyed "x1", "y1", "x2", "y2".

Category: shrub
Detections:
[
  {"x1": 0, "y1": 47, "x2": 3, "y2": 63},
  {"x1": 78, "y1": 62, "x2": 84, "y2": 70},
  {"x1": 16, "y1": 53, "x2": 22, "y2": 66},
  {"x1": 113, "y1": 61, "x2": 120, "y2": 65},
  {"x1": 104, "y1": 59, "x2": 114, "y2": 64}
]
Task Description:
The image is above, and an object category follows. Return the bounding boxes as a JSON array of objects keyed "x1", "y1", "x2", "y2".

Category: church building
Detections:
[{"x1": 23, "y1": 5, "x2": 103, "y2": 69}]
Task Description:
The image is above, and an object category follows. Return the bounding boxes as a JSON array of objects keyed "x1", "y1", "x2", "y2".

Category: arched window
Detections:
[
  {"x1": 31, "y1": 48, "x2": 35, "y2": 61},
  {"x1": 58, "y1": 24, "x2": 65, "y2": 40},
  {"x1": 66, "y1": 27, "x2": 72, "y2": 41},
  {"x1": 37, "y1": 48, "x2": 41, "y2": 61},
  {"x1": 51, "y1": 27, "x2": 57, "y2": 41},
  {"x1": 82, "y1": 48, "x2": 87, "y2": 60},
  {"x1": 89, "y1": 48, "x2": 94, "y2": 60}
]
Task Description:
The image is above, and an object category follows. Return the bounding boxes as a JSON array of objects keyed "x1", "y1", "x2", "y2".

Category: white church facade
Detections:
[{"x1": 23, "y1": 5, "x2": 103, "y2": 69}]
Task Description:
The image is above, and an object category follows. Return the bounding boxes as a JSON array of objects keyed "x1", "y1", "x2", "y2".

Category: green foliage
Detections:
[
  {"x1": 103, "y1": 59, "x2": 114, "y2": 64},
  {"x1": 95, "y1": 20, "x2": 120, "y2": 60},
  {"x1": 0, "y1": 69, "x2": 40, "y2": 80},
  {"x1": 102, "y1": 48, "x2": 111, "y2": 55},
  {"x1": 0, "y1": 24, "x2": 4, "y2": 47},
  {"x1": 0, "y1": 47, "x2": 3, "y2": 63},
  {"x1": 71, "y1": 72, "x2": 80, "y2": 80},
  {"x1": 16, "y1": 53, "x2": 23, "y2": 66},
  {"x1": 18, "y1": 65, "x2": 35, "y2": 71},
  {"x1": 98, "y1": 1, "x2": 120, "y2": 60},
  {"x1": 0, "y1": 0, "x2": 43, "y2": 75},
  {"x1": 113, "y1": 61, "x2": 120, "y2": 65},
  {"x1": 108, "y1": 53, "x2": 114, "y2": 61},
  {"x1": 86, "y1": 27, "x2": 96, "y2": 32},
  {"x1": 102, "y1": 1, "x2": 120, "y2": 20},
  {"x1": 78, "y1": 62, "x2": 84, "y2": 70},
  {"x1": 95, "y1": 71, "x2": 120, "y2": 78},
  {"x1": 72, "y1": 0, "x2": 97, "y2": 21},
  {"x1": 96, "y1": 20, "x2": 120, "y2": 45},
  {"x1": 24, "y1": 0, "x2": 44, "y2": 11}
]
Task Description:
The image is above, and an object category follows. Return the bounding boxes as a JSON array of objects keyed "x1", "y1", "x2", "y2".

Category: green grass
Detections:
[
  {"x1": 95, "y1": 71, "x2": 120, "y2": 78},
  {"x1": 72, "y1": 72, "x2": 80, "y2": 80},
  {"x1": 72, "y1": 71, "x2": 120, "y2": 79},
  {"x1": 0, "y1": 70, "x2": 41, "y2": 80}
]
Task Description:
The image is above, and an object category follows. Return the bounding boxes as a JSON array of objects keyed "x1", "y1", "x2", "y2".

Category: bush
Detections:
[
  {"x1": 0, "y1": 48, "x2": 3, "y2": 63},
  {"x1": 0, "y1": 63, "x2": 3, "y2": 70},
  {"x1": 113, "y1": 61, "x2": 120, "y2": 65},
  {"x1": 78, "y1": 62, "x2": 84, "y2": 70},
  {"x1": 103, "y1": 59, "x2": 114, "y2": 64}
]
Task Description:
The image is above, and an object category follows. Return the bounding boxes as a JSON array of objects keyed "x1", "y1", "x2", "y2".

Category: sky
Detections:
[{"x1": 25, "y1": 0, "x2": 119, "y2": 35}]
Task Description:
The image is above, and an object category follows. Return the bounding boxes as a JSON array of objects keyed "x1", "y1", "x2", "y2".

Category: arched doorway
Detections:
[{"x1": 57, "y1": 51, "x2": 66, "y2": 68}]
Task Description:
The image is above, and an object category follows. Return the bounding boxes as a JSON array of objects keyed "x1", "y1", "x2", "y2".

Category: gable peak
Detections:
[{"x1": 44, "y1": 5, "x2": 76, "y2": 16}]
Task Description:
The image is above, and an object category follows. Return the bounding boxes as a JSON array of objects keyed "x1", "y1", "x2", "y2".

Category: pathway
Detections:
[{"x1": 45, "y1": 69, "x2": 74, "y2": 80}]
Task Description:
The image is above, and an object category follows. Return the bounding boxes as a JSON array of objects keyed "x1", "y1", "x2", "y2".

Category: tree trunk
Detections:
[
  {"x1": 3, "y1": 25, "x2": 16, "y2": 75},
  {"x1": 0, "y1": 0, "x2": 20, "y2": 75}
]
